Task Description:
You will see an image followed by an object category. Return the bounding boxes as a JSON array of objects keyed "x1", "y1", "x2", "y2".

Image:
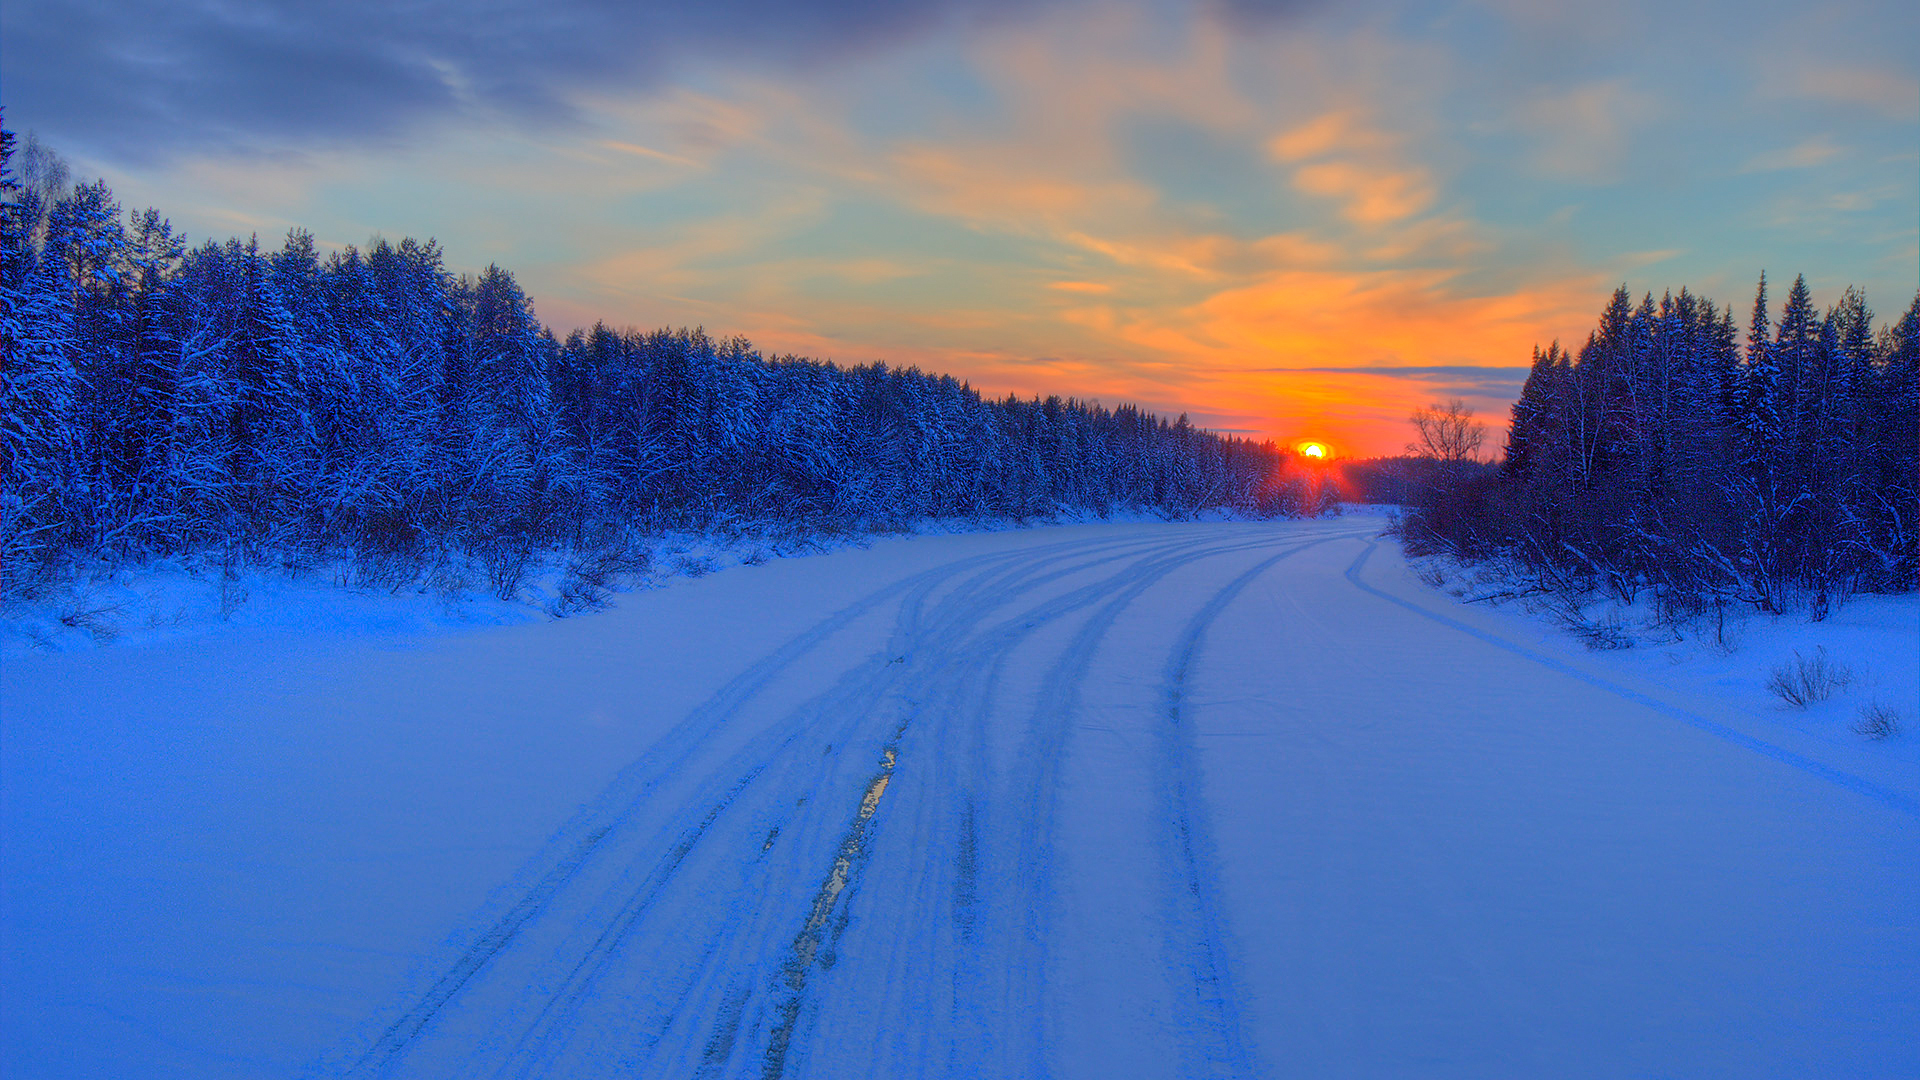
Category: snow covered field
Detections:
[{"x1": 3, "y1": 516, "x2": 1915, "y2": 1079}]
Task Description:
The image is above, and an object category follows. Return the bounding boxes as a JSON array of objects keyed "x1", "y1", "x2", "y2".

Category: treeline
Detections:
[
  {"x1": 1404, "y1": 277, "x2": 1919, "y2": 619},
  {"x1": 1340, "y1": 456, "x2": 1495, "y2": 507},
  {"x1": 0, "y1": 128, "x2": 1320, "y2": 599}
]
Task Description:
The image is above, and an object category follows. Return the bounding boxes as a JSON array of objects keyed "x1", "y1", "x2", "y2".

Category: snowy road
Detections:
[{"x1": 4, "y1": 519, "x2": 1916, "y2": 1078}]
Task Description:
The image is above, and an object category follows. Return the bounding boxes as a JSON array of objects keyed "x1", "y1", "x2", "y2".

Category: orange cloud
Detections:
[
  {"x1": 1292, "y1": 161, "x2": 1436, "y2": 225},
  {"x1": 1269, "y1": 110, "x2": 1394, "y2": 162},
  {"x1": 1249, "y1": 231, "x2": 1344, "y2": 269},
  {"x1": 1021, "y1": 265, "x2": 1605, "y2": 456},
  {"x1": 1270, "y1": 109, "x2": 1438, "y2": 227},
  {"x1": 890, "y1": 144, "x2": 1152, "y2": 221},
  {"x1": 1190, "y1": 268, "x2": 1595, "y2": 368}
]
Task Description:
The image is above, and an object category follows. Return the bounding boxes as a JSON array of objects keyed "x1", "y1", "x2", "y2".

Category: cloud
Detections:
[
  {"x1": 0, "y1": 0, "x2": 1055, "y2": 162},
  {"x1": 1741, "y1": 136, "x2": 1842, "y2": 173},
  {"x1": 890, "y1": 143, "x2": 1155, "y2": 220},
  {"x1": 1268, "y1": 110, "x2": 1439, "y2": 227},
  {"x1": 1204, "y1": 0, "x2": 1325, "y2": 26},
  {"x1": 1514, "y1": 79, "x2": 1654, "y2": 182},
  {"x1": 1172, "y1": 268, "x2": 1597, "y2": 370},
  {"x1": 1791, "y1": 65, "x2": 1920, "y2": 121},
  {"x1": 1243, "y1": 231, "x2": 1342, "y2": 270},
  {"x1": 1292, "y1": 161, "x2": 1435, "y2": 225},
  {"x1": 600, "y1": 140, "x2": 704, "y2": 169},
  {"x1": 1269, "y1": 110, "x2": 1393, "y2": 162},
  {"x1": 1280, "y1": 363, "x2": 1532, "y2": 377},
  {"x1": 1277, "y1": 363, "x2": 1531, "y2": 396}
]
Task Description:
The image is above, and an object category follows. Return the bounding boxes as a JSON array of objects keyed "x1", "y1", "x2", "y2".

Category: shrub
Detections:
[
  {"x1": 550, "y1": 536, "x2": 651, "y2": 616},
  {"x1": 1854, "y1": 703, "x2": 1901, "y2": 740},
  {"x1": 1764, "y1": 646, "x2": 1853, "y2": 708},
  {"x1": 58, "y1": 602, "x2": 122, "y2": 641}
]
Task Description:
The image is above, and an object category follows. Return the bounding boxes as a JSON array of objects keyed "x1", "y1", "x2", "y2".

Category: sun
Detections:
[{"x1": 1299, "y1": 442, "x2": 1327, "y2": 460}]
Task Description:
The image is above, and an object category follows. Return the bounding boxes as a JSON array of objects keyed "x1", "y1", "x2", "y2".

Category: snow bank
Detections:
[{"x1": 1, "y1": 507, "x2": 1292, "y2": 656}]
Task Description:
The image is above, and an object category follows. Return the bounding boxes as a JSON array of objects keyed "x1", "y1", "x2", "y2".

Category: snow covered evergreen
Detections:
[
  {"x1": 1404, "y1": 276, "x2": 1919, "y2": 619},
  {"x1": 0, "y1": 127, "x2": 1325, "y2": 602}
]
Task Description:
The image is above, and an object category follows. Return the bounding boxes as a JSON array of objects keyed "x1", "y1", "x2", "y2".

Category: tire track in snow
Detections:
[
  {"x1": 1154, "y1": 542, "x2": 1334, "y2": 1080},
  {"x1": 1344, "y1": 540, "x2": 1920, "y2": 821},
  {"x1": 979, "y1": 525, "x2": 1371, "y2": 1080},
  {"x1": 338, "y1": 526, "x2": 1358, "y2": 1079},
  {"x1": 437, "y1": 531, "x2": 1229, "y2": 1078},
  {"x1": 482, "y1": 535, "x2": 1171, "y2": 1077},
  {"x1": 744, "y1": 531, "x2": 1314, "y2": 1080},
  {"x1": 915, "y1": 531, "x2": 1331, "y2": 1080},
  {"x1": 337, "y1": 538, "x2": 1103, "y2": 1077},
  {"x1": 720, "y1": 529, "x2": 1319, "y2": 1079},
  {"x1": 760, "y1": 737, "x2": 902, "y2": 1079}
]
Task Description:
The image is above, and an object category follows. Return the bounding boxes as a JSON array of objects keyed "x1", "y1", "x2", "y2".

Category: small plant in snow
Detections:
[
  {"x1": 550, "y1": 538, "x2": 650, "y2": 616},
  {"x1": 218, "y1": 558, "x2": 248, "y2": 620},
  {"x1": 672, "y1": 553, "x2": 719, "y2": 578},
  {"x1": 1764, "y1": 646, "x2": 1852, "y2": 708},
  {"x1": 1854, "y1": 702, "x2": 1901, "y2": 740},
  {"x1": 58, "y1": 602, "x2": 122, "y2": 641},
  {"x1": 1567, "y1": 611, "x2": 1635, "y2": 650}
]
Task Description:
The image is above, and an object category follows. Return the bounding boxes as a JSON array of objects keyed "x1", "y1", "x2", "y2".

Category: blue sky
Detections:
[{"x1": 6, "y1": 0, "x2": 1914, "y2": 453}]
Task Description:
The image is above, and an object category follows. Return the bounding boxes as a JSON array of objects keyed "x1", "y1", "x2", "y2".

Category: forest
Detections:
[
  {"x1": 1397, "y1": 275, "x2": 1919, "y2": 625},
  {"x1": 0, "y1": 126, "x2": 1327, "y2": 603}
]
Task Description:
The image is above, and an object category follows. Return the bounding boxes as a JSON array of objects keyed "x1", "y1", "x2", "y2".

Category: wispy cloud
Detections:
[
  {"x1": 1269, "y1": 110, "x2": 1395, "y2": 162},
  {"x1": 1, "y1": 0, "x2": 1068, "y2": 162},
  {"x1": 1513, "y1": 79, "x2": 1654, "y2": 183},
  {"x1": 599, "y1": 140, "x2": 704, "y2": 169},
  {"x1": 1790, "y1": 65, "x2": 1920, "y2": 121},
  {"x1": 1276, "y1": 364, "x2": 1531, "y2": 376},
  {"x1": 1292, "y1": 161, "x2": 1436, "y2": 225},
  {"x1": 1271, "y1": 110, "x2": 1436, "y2": 226},
  {"x1": 1741, "y1": 136, "x2": 1842, "y2": 173}
]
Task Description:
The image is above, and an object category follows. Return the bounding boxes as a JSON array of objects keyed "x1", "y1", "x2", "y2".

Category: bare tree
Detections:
[
  {"x1": 1407, "y1": 398, "x2": 1486, "y2": 463},
  {"x1": 14, "y1": 131, "x2": 71, "y2": 252}
]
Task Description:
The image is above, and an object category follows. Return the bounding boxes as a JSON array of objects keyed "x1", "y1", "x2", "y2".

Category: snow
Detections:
[
  {"x1": 3, "y1": 515, "x2": 1915, "y2": 1079},
  {"x1": 0, "y1": 508, "x2": 1203, "y2": 656},
  {"x1": 1405, "y1": 548, "x2": 1920, "y2": 781}
]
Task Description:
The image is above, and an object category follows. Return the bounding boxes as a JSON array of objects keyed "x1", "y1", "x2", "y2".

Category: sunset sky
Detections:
[{"x1": 6, "y1": 0, "x2": 1915, "y2": 456}]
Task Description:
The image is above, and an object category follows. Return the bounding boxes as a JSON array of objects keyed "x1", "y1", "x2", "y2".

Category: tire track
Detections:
[
  {"x1": 481, "y1": 533, "x2": 1187, "y2": 1078},
  {"x1": 974, "y1": 525, "x2": 1370, "y2": 1080},
  {"x1": 726, "y1": 529, "x2": 1321, "y2": 1079},
  {"x1": 336, "y1": 537, "x2": 1104, "y2": 1077},
  {"x1": 1153, "y1": 541, "x2": 1342, "y2": 1080},
  {"x1": 394, "y1": 530, "x2": 1234, "y2": 1077},
  {"x1": 337, "y1": 524, "x2": 1363, "y2": 1080},
  {"x1": 741, "y1": 530, "x2": 1315, "y2": 1079}
]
